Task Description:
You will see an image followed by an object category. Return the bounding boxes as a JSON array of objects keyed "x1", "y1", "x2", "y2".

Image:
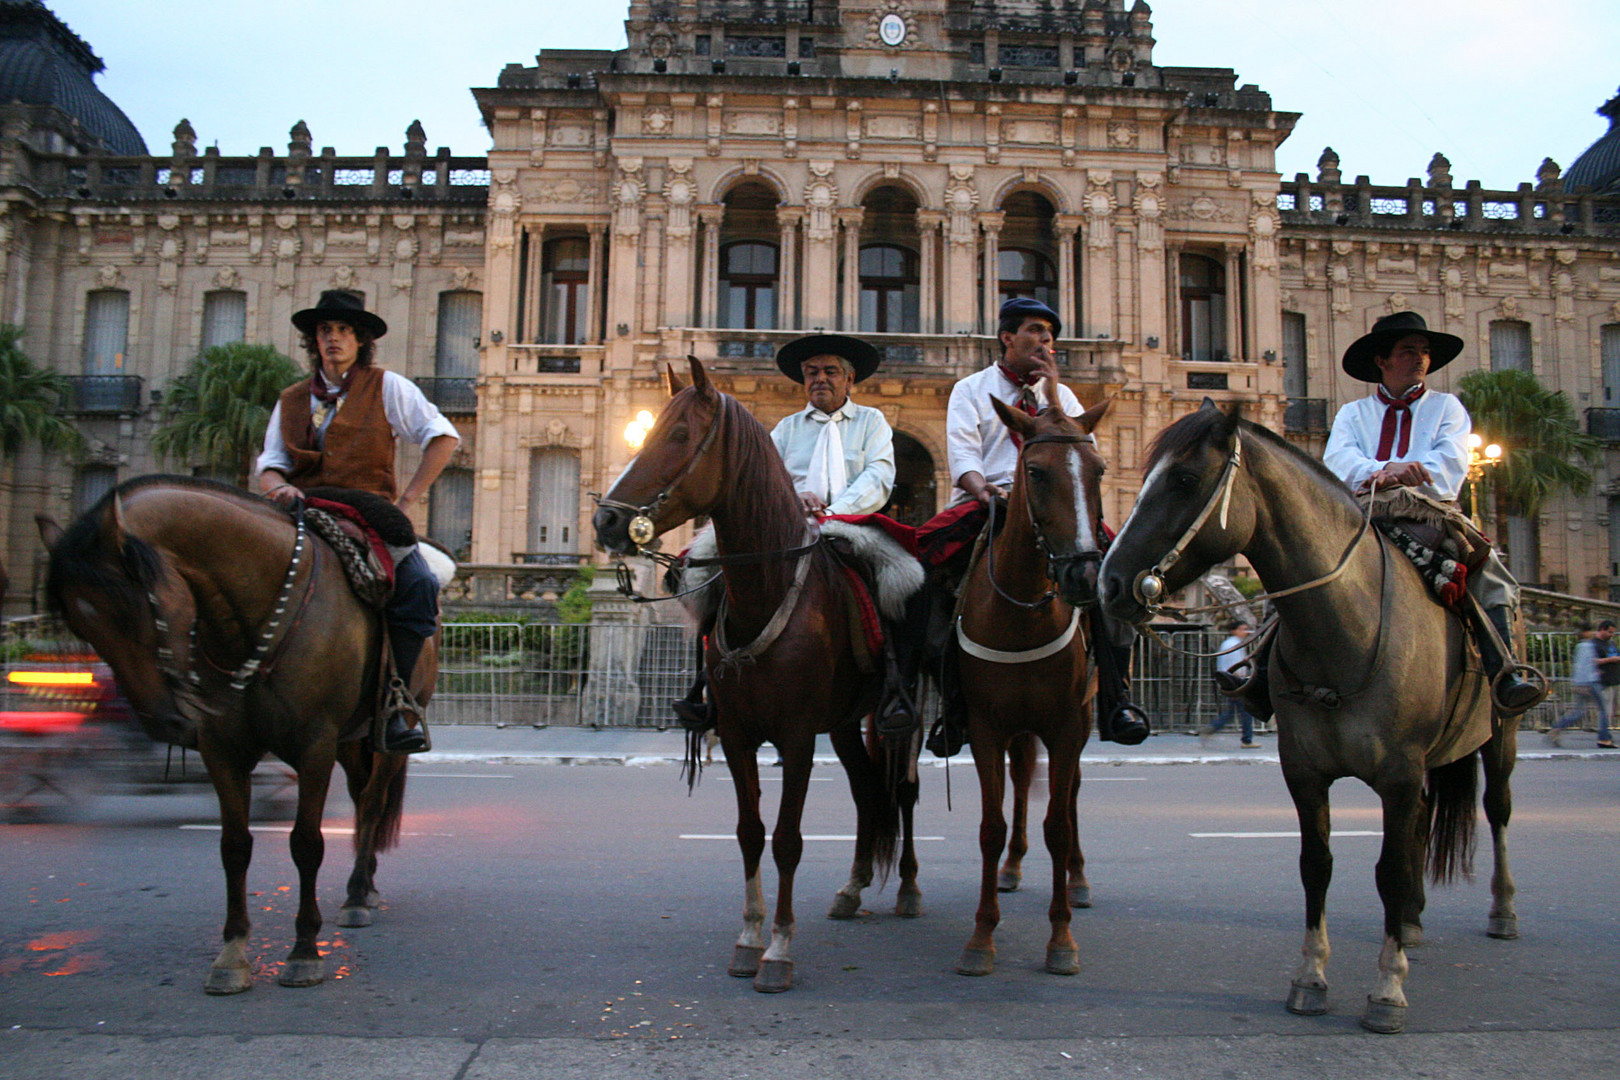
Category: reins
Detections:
[{"x1": 983, "y1": 431, "x2": 1098, "y2": 611}]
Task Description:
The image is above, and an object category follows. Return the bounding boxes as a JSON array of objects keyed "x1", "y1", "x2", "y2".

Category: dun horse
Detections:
[
  {"x1": 593, "y1": 358, "x2": 919, "y2": 993},
  {"x1": 43, "y1": 476, "x2": 434, "y2": 994},
  {"x1": 953, "y1": 392, "x2": 1111, "y2": 977},
  {"x1": 1100, "y1": 403, "x2": 1516, "y2": 1033}
]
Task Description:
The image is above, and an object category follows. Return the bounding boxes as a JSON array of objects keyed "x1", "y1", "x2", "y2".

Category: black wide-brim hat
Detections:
[
  {"x1": 775, "y1": 334, "x2": 882, "y2": 383},
  {"x1": 292, "y1": 290, "x2": 388, "y2": 339},
  {"x1": 1341, "y1": 311, "x2": 1462, "y2": 382}
]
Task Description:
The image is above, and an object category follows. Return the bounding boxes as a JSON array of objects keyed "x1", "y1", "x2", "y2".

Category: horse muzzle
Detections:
[
  {"x1": 591, "y1": 503, "x2": 647, "y2": 556},
  {"x1": 1099, "y1": 565, "x2": 1153, "y2": 625},
  {"x1": 1051, "y1": 553, "x2": 1101, "y2": 610}
]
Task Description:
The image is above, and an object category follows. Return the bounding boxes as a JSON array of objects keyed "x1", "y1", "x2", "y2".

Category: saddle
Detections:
[
  {"x1": 300, "y1": 487, "x2": 417, "y2": 608},
  {"x1": 1359, "y1": 488, "x2": 1491, "y2": 612}
]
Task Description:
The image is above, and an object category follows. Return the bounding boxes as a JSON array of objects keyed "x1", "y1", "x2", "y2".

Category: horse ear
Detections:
[
  {"x1": 687, "y1": 355, "x2": 716, "y2": 399},
  {"x1": 664, "y1": 363, "x2": 686, "y2": 397},
  {"x1": 97, "y1": 492, "x2": 128, "y2": 557},
  {"x1": 35, "y1": 515, "x2": 61, "y2": 547},
  {"x1": 1198, "y1": 396, "x2": 1220, "y2": 413},
  {"x1": 991, "y1": 395, "x2": 1037, "y2": 439},
  {"x1": 1077, "y1": 395, "x2": 1113, "y2": 433}
]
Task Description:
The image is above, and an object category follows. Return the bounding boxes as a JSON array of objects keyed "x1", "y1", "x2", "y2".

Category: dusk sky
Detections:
[{"x1": 48, "y1": 0, "x2": 1619, "y2": 191}]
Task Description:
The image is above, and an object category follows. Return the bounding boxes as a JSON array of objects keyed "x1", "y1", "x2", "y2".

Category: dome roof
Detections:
[
  {"x1": 1564, "y1": 88, "x2": 1620, "y2": 195},
  {"x1": 0, "y1": 1, "x2": 146, "y2": 155}
]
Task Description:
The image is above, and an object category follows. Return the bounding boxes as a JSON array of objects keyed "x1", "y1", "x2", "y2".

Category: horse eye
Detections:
[
  {"x1": 670, "y1": 424, "x2": 690, "y2": 444},
  {"x1": 74, "y1": 598, "x2": 99, "y2": 622},
  {"x1": 1026, "y1": 467, "x2": 1048, "y2": 486}
]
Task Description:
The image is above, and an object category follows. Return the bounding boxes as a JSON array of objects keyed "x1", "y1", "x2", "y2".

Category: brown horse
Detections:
[
  {"x1": 954, "y1": 392, "x2": 1111, "y2": 978},
  {"x1": 593, "y1": 358, "x2": 919, "y2": 994},
  {"x1": 42, "y1": 476, "x2": 434, "y2": 994}
]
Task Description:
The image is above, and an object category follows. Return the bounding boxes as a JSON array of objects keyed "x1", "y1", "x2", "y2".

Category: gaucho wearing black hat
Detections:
[
  {"x1": 1340, "y1": 310, "x2": 1462, "y2": 383},
  {"x1": 291, "y1": 289, "x2": 388, "y2": 340}
]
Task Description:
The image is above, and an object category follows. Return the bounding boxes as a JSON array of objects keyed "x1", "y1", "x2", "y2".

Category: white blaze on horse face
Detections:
[
  {"x1": 1067, "y1": 447, "x2": 1099, "y2": 552},
  {"x1": 605, "y1": 456, "x2": 640, "y2": 499},
  {"x1": 74, "y1": 598, "x2": 100, "y2": 623},
  {"x1": 1108, "y1": 456, "x2": 1173, "y2": 554}
]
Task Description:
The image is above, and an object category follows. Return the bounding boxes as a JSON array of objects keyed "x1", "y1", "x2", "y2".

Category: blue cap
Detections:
[{"x1": 998, "y1": 296, "x2": 1060, "y2": 337}]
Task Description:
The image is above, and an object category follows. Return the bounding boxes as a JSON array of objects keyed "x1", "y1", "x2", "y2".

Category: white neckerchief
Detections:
[{"x1": 804, "y1": 403, "x2": 849, "y2": 505}]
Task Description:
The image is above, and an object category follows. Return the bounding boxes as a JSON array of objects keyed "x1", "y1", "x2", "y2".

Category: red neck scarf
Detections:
[
  {"x1": 312, "y1": 365, "x2": 355, "y2": 403},
  {"x1": 999, "y1": 364, "x2": 1040, "y2": 415},
  {"x1": 1375, "y1": 383, "x2": 1425, "y2": 459}
]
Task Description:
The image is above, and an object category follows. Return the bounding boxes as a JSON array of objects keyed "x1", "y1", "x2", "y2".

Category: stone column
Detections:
[
  {"x1": 1054, "y1": 213, "x2": 1081, "y2": 338},
  {"x1": 838, "y1": 207, "x2": 864, "y2": 332},
  {"x1": 1133, "y1": 174, "x2": 1168, "y2": 354},
  {"x1": 1165, "y1": 242, "x2": 1183, "y2": 358},
  {"x1": 801, "y1": 165, "x2": 839, "y2": 330},
  {"x1": 1082, "y1": 170, "x2": 1117, "y2": 340},
  {"x1": 523, "y1": 221, "x2": 545, "y2": 343},
  {"x1": 979, "y1": 212, "x2": 1004, "y2": 335},
  {"x1": 777, "y1": 206, "x2": 803, "y2": 330},
  {"x1": 698, "y1": 204, "x2": 724, "y2": 328},
  {"x1": 586, "y1": 223, "x2": 607, "y2": 343},
  {"x1": 916, "y1": 210, "x2": 943, "y2": 335},
  {"x1": 661, "y1": 160, "x2": 698, "y2": 328},
  {"x1": 1223, "y1": 243, "x2": 1244, "y2": 361}
]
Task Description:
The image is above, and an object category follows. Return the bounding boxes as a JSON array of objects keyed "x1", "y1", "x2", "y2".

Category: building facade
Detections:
[{"x1": 1, "y1": 0, "x2": 1618, "y2": 612}]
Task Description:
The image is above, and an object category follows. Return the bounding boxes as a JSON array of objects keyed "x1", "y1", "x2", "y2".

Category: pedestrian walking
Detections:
[{"x1": 1206, "y1": 621, "x2": 1257, "y2": 747}]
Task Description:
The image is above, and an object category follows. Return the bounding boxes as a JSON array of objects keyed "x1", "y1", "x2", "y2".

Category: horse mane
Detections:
[
  {"x1": 709, "y1": 390, "x2": 807, "y2": 556},
  {"x1": 1145, "y1": 408, "x2": 1358, "y2": 510}
]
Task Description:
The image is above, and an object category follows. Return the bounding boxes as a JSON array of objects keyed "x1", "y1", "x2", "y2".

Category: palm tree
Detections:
[
  {"x1": 1456, "y1": 369, "x2": 1601, "y2": 560},
  {"x1": 0, "y1": 324, "x2": 83, "y2": 457},
  {"x1": 152, "y1": 342, "x2": 302, "y2": 486}
]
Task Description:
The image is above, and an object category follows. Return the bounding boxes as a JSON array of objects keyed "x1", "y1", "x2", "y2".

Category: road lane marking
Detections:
[
  {"x1": 179, "y1": 825, "x2": 452, "y2": 837},
  {"x1": 680, "y1": 834, "x2": 947, "y2": 842},
  {"x1": 1191, "y1": 830, "x2": 1383, "y2": 838},
  {"x1": 410, "y1": 773, "x2": 515, "y2": 779}
]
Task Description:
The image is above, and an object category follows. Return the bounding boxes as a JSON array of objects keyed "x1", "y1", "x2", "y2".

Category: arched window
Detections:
[
  {"x1": 1179, "y1": 254, "x2": 1227, "y2": 362},
  {"x1": 997, "y1": 248, "x2": 1056, "y2": 310},
  {"x1": 858, "y1": 244, "x2": 918, "y2": 333},
  {"x1": 542, "y1": 237, "x2": 590, "y2": 345},
  {"x1": 719, "y1": 241, "x2": 777, "y2": 329}
]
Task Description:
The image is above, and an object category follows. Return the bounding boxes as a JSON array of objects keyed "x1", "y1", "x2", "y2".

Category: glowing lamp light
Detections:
[
  {"x1": 623, "y1": 409, "x2": 656, "y2": 451},
  {"x1": 1485, "y1": 443, "x2": 1502, "y2": 462},
  {"x1": 8, "y1": 671, "x2": 95, "y2": 688}
]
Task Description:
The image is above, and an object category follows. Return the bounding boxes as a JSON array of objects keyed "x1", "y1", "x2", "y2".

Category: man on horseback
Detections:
[
  {"x1": 671, "y1": 333, "x2": 906, "y2": 733},
  {"x1": 916, "y1": 296, "x2": 1149, "y2": 748},
  {"x1": 255, "y1": 290, "x2": 460, "y2": 754},
  {"x1": 1222, "y1": 310, "x2": 1541, "y2": 719}
]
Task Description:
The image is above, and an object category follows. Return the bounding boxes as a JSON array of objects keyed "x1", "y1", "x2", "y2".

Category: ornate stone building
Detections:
[{"x1": 0, "y1": 0, "x2": 1618, "y2": 612}]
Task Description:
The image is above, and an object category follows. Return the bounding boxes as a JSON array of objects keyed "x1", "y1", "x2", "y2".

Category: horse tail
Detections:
[
  {"x1": 372, "y1": 756, "x2": 410, "y2": 852},
  {"x1": 1426, "y1": 752, "x2": 1479, "y2": 885},
  {"x1": 864, "y1": 719, "x2": 904, "y2": 883}
]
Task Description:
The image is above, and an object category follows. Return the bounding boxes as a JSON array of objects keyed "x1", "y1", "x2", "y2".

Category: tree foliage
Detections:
[
  {"x1": 151, "y1": 342, "x2": 302, "y2": 485},
  {"x1": 1456, "y1": 368, "x2": 1600, "y2": 516},
  {"x1": 0, "y1": 324, "x2": 83, "y2": 457}
]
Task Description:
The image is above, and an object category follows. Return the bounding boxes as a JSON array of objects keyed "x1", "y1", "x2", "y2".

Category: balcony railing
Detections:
[
  {"x1": 63, "y1": 375, "x2": 144, "y2": 415},
  {"x1": 415, "y1": 377, "x2": 477, "y2": 416},
  {"x1": 1285, "y1": 397, "x2": 1329, "y2": 434},
  {"x1": 1587, "y1": 408, "x2": 1620, "y2": 442}
]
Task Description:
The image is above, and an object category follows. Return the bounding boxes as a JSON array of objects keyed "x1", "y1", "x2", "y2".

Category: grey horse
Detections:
[{"x1": 1099, "y1": 402, "x2": 1517, "y2": 1035}]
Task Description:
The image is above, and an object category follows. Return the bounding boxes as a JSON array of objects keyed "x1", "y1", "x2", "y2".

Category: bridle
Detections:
[
  {"x1": 986, "y1": 430, "x2": 1100, "y2": 611},
  {"x1": 1130, "y1": 435, "x2": 1244, "y2": 614}
]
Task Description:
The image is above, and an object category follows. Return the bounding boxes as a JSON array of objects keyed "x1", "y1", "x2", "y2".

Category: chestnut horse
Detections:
[
  {"x1": 593, "y1": 358, "x2": 918, "y2": 994},
  {"x1": 954, "y1": 392, "x2": 1111, "y2": 978},
  {"x1": 42, "y1": 476, "x2": 435, "y2": 994}
]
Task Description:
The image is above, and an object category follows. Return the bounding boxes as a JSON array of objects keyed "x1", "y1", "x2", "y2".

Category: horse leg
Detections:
[
  {"x1": 1482, "y1": 727, "x2": 1519, "y2": 940},
  {"x1": 1401, "y1": 785, "x2": 1431, "y2": 948},
  {"x1": 1067, "y1": 759, "x2": 1091, "y2": 908},
  {"x1": 998, "y1": 733, "x2": 1035, "y2": 893},
  {"x1": 277, "y1": 747, "x2": 336, "y2": 988},
  {"x1": 757, "y1": 737, "x2": 814, "y2": 993},
  {"x1": 893, "y1": 730, "x2": 923, "y2": 919},
  {"x1": 1283, "y1": 770, "x2": 1333, "y2": 1016},
  {"x1": 338, "y1": 744, "x2": 398, "y2": 927},
  {"x1": 1041, "y1": 736, "x2": 1081, "y2": 975},
  {"x1": 959, "y1": 732, "x2": 1007, "y2": 976},
  {"x1": 827, "y1": 723, "x2": 875, "y2": 920},
  {"x1": 203, "y1": 753, "x2": 257, "y2": 995},
  {"x1": 1362, "y1": 781, "x2": 1425, "y2": 1034},
  {"x1": 722, "y1": 734, "x2": 768, "y2": 980}
]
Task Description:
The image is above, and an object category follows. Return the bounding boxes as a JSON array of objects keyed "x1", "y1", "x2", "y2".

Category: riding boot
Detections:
[
  {"x1": 1214, "y1": 632, "x2": 1274, "y2": 723},
  {"x1": 382, "y1": 627, "x2": 429, "y2": 754},
  {"x1": 922, "y1": 579, "x2": 967, "y2": 757},
  {"x1": 1089, "y1": 611, "x2": 1151, "y2": 745},
  {"x1": 877, "y1": 591, "x2": 928, "y2": 739},
  {"x1": 1473, "y1": 604, "x2": 1546, "y2": 717},
  {"x1": 670, "y1": 637, "x2": 714, "y2": 733}
]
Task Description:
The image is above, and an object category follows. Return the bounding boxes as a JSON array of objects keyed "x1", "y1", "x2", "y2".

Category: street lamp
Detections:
[
  {"x1": 623, "y1": 409, "x2": 656, "y2": 452},
  {"x1": 1465, "y1": 432, "x2": 1503, "y2": 530}
]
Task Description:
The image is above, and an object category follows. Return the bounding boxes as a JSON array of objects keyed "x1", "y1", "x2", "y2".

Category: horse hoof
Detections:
[
  {"x1": 1400, "y1": 923, "x2": 1423, "y2": 948},
  {"x1": 364, "y1": 890, "x2": 380, "y2": 908},
  {"x1": 996, "y1": 869, "x2": 1021, "y2": 893},
  {"x1": 827, "y1": 893, "x2": 861, "y2": 920},
  {"x1": 276, "y1": 959, "x2": 324, "y2": 988},
  {"x1": 1286, "y1": 981, "x2": 1329, "y2": 1015},
  {"x1": 1045, "y1": 946, "x2": 1080, "y2": 976},
  {"x1": 894, "y1": 890, "x2": 923, "y2": 919},
  {"x1": 1069, "y1": 884, "x2": 1093, "y2": 909},
  {"x1": 336, "y1": 905, "x2": 373, "y2": 928},
  {"x1": 754, "y1": 959, "x2": 794, "y2": 993},
  {"x1": 1487, "y1": 916, "x2": 1519, "y2": 940},
  {"x1": 1361, "y1": 998, "x2": 1406, "y2": 1034},
  {"x1": 957, "y1": 947, "x2": 995, "y2": 977},
  {"x1": 728, "y1": 945, "x2": 764, "y2": 978},
  {"x1": 204, "y1": 966, "x2": 252, "y2": 995}
]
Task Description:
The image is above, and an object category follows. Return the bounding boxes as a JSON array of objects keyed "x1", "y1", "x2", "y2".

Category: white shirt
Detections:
[
  {"x1": 1215, "y1": 633, "x2": 1250, "y2": 676},
  {"x1": 946, "y1": 364, "x2": 1083, "y2": 505},
  {"x1": 769, "y1": 398, "x2": 896, "y2": 516},
  {"x1": 1322, "y1": 386, "x2": 1471, "y2": 502},
  {"x1": 255, "y1": 368, "x2": 460, "y2": 475}
]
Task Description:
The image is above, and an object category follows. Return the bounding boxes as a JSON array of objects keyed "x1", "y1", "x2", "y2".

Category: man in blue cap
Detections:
[{"x1": 915, "y1": 296, "x2": 1149, "y2": 751}]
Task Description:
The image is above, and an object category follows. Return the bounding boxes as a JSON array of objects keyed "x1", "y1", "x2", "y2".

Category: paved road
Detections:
[{"x1": 2, "y1": 726, "x2": 1617, "y2": 1078}]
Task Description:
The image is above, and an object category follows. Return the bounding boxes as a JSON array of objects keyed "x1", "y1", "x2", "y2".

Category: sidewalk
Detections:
[{"x1": 419, "y1": 723, "x2": 1619, "y2": 767}]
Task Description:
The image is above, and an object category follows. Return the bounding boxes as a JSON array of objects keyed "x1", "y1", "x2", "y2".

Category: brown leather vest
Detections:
[{"x1": 277, "y1": 365, "x2": 397, "y2": 500}]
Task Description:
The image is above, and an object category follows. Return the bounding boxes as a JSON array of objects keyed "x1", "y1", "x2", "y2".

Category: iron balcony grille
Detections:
[
  {"x1": 415, "y1": 377, "x2": 477, "y2": 416},
  {"x1": 64, "y1": 375, "x2": 143, "y2": 415}
]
